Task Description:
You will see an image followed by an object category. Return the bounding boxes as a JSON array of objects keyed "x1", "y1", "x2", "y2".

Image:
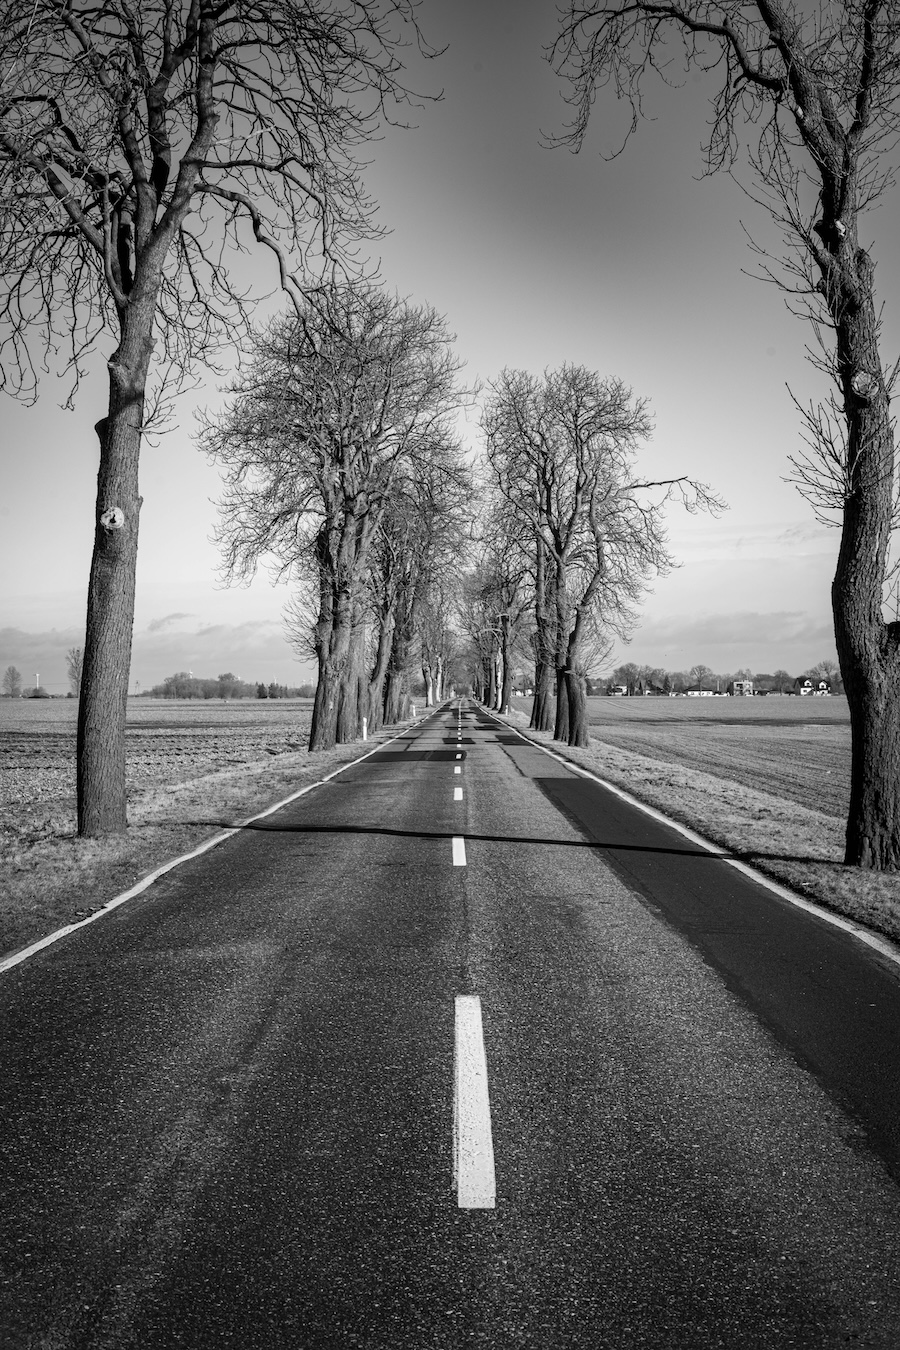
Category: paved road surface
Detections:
[{"x1": 2, "y1": 700, "x2": 900, "y2": 1348}]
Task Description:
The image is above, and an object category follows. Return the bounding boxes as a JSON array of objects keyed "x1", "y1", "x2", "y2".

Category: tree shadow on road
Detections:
[{"x1": 188, "y1": 818, "x2": 845, "y2": 870}]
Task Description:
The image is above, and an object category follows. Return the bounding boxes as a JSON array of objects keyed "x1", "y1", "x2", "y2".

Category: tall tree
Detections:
[
  {"x1": 483, "y1": 364, "x2": 722, "y2": 746},
  {"x1": 0, "y1": 0, "x2": 432, "y2": 834},
  {"x1": 65, "y1": 647, "x2": 84, "y2": 698},
  {"x1": 552, "y1": 1, "x2": 900, "y2": 863},
  {"x1": 204, "y1": 283, "x2": 466, "y2": 751},
  {"x1": 2, "y1": 665, "x2": 21, "y2": 698}
]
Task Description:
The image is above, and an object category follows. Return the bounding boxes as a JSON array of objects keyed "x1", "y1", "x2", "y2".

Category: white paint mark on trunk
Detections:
[{"x1": 453, "y1": 995, "x2": 496, "y2": 1209}]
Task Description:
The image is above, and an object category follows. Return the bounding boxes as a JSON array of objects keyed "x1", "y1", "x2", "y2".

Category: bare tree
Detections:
[
  {"x1": 483, "y1": 364, "x2": 723, "y2": 747},
  {"x1": 0, "y1": 0, "x2": 433, "y2": 834},
  {"x1": 65, "y1": 646, "x2": 84, "y2": 698},
  {"x1": 551, "y1": 1, "x2": 900, "y2": 864},
  {"x1": 689, "y1": 663, "x2": 714, "y2": 692},
  {"x1": 204, "y1": 283, "x2": 466, "y2": 751},
  {"x1": 2, "y1": 665, "x2": 21, "y2": 698}
]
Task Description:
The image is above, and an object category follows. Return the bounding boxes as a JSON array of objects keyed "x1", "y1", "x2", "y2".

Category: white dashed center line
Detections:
[
  {"x1": 454, "y1": 787, "x2": 463, "y2": 801},
  {"x1": 454, "y1": 765, "x2": 461, "y2": 775},
  {"x1": 453, "y1": 995, "x2": 496, "y2": 1209},
  {"x1": 452, "y1": 836, "x2": 467, "y2": 866}
]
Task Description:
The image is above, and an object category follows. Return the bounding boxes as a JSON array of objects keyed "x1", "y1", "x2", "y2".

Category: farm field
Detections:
[
  {"x1": 0, "y1": 695, "x2": 316, "y2": 811},
  {"x1": 583, "y1": 694, "x2": 849, "y2": 820}
]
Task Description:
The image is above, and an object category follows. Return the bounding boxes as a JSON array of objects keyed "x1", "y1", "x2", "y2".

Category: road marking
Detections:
[
  {"x1": 454, "y1": 766, "x2": 461, "y2": 774},
  {"x1": 454, "y1": 995, "x2": 496, "y2": 1209},
  {"x1": 452, "y1": 836, "x2": 467, "y2": 866},
  {"x1": 454, "y1": 787, "x2": 463, "y2": 801},
  {"x1": 456, "y1": 752, "x2": 462, "y2": 759}
]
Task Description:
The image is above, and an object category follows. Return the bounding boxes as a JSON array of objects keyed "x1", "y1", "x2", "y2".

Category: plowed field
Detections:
[{"x1": 0, "y1": 696, "x2": 313, "y2": 828}]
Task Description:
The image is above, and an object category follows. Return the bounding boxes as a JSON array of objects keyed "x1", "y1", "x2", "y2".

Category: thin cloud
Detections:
[{"x1": 146, "y1": 612, "x2": 194, "y2": 633}]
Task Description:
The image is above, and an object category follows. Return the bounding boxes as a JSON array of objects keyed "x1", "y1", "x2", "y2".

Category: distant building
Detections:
[
  {"x1": 728, "y1": 679, "x2": 754, "y2": 696},
  {"x1": 794, "y1": 676, "x2": 831, "y2": 696}
]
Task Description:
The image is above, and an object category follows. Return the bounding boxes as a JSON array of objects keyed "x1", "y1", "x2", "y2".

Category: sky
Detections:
[{"x1": 3, "y1": 0, "x2": 899, "y2": 694}]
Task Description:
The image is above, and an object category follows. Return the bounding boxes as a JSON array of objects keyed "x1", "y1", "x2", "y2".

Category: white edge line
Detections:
[
  {"x1": 479, "y1": 707, "x2": 900, "y2": 974},
  {"x1": 0, "y1": 710, "x2": 438, "y2": 978}
]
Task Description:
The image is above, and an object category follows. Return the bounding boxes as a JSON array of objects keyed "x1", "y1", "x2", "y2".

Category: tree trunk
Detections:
[
  {"x1": 530, "y1": 662, "x2": 553, "y2": 732},
  {"x1": 829, "y1": 242, "x2": 900, "y2": 867},
  {"x1": 552, "y1": 579, "x2": 570, "y2": 742},
  {"x1": 367, "y1": 607, "x2": 394, "y2": 736},
  {"x1": 486, "y1": 650, "x2": 497, "y2": 710},
  {"x1": 554, "y1": 666, "x2": 570, "y2": 743},
  {"x1": 565, "y1": 667, "x2": 590, "y2": 748},
  {"x1": 310, "y1": 588, "x2": 353, "y2": 751},
  {"x1": 76, "y1": 302, "x2": 155, "y2": 836},
  {"x1": 499, "y1": 614, "x2": 512, "y2": 714},
  {"x1": 383, "y1": 621, "x2": 413, "y2": 725},
  {"x1": 336, "y1": 611, "x2": 366, "y2": 743}
]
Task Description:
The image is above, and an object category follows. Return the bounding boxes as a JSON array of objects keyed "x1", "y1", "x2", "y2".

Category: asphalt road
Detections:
[{"x1": 2, "y1": 699, "x2": 900, "y2": 1349}]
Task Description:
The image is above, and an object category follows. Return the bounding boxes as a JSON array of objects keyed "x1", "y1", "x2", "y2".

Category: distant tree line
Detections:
[
  {"x1": 141, "y1": 672, "x2": 316, "y2": 700},
  {"x1": 604, "y1": 659, "x2": 843, "y2": 696}
]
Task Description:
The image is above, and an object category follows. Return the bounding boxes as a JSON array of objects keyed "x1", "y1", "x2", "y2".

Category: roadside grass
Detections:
[
  {"x1": 503, "y1": 698, "x2": 900, "y2": 948},
  {"x1": 0, "y1": 698, "x2": 418, "y2": 961}
]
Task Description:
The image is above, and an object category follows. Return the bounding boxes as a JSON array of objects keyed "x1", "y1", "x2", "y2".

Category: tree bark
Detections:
[
  {"x1": 530, "y1": 660, "x2": 554, "y2": 732},
  {"x1": 366, "y1": 605, "x2": 395, "y2": 736},
  {"x1": 486, "y1": 650, "x2": 497, "y2": 710},
  {"x1": 336, "y1": 606, "x2": 366, "y2": 743},
  {"x1": 530, "y1": 537, "x2": 556, "y2": 732},
  {"x1": 554, "y1": 666, "x2": 570, "y2": 743},
  {"x1": 76, "y1": 300, "x2": 155, "y2": 836},
  {"x1": 310, "y1": 582, "x2": 353, "y2": 751},
  {"x1": 499, "y1": 613, "x2": 512, "y2": 713},
  {"x1": 830, "y1": 248, "x2": 900, "y2": 867},
  {"x1": 564, "y1": 667, "x2": 590, "y2": 748}
]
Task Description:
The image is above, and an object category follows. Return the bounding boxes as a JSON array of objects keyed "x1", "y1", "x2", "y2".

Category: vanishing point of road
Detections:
[{"x1": 2, "y1": 699, "x2": 900, "y2": 1348}]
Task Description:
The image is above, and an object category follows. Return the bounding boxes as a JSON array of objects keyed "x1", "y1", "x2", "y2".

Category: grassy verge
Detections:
[
  {"x1": 0, "y1": 721, "x2": 415, "y2": 962},
  {"x1": 497, "y1": 706, "x2": 900, "y2": 949}
]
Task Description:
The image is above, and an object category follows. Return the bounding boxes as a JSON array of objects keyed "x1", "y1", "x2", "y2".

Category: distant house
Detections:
[
  {"x1": 607, "y1": 684, "x2": 627, "y2": 697},
  {"x1": 795, "y1": 676, "x2": 831, "y2": 696},
  {"x1": 685, "y1": 687, "x2": 714, "y2": 697},
  {"x1": 728, "y1": 679, "x2": 754, "y2": 696}
]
